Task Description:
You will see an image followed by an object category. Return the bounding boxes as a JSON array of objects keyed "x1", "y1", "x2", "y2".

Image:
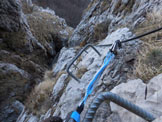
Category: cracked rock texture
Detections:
[
  {"x1": 0, "y1": 0, "x2": 72, "y2": 121},
  {"x1": 153, "y1": 116, "x2": 162, "y2": 122},
  {"x1": 18, "y1": 27, "x2": 162, "y2": 122},
  {"x1": 69, "y1": 0, "x2": 162, "y2": 46},
  {"x1": 110, "y1": 74, "x2": 162, "y2": 122},
  {"x1": 17, "y1": 28, "x2": 140, "y2": 122},
  {"x1": 1, "y1": 0, "x2": 162, "y2": 122},
  {"x1": 16, "y1": 1, "x2": 162, "y2": 120}
]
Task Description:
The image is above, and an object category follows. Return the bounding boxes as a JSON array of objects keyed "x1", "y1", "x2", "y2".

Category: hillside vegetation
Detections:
[{"x1": 133, "y1": 7, "x2": 162, "y2": 82}]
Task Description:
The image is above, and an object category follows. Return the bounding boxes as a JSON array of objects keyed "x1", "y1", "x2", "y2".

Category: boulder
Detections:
[
  {"x1": 153, "y1": 116, "x2": 162, "y2": 122},
  {"x1": 0, "y1": 0, "x2": 73, "y2": 121},
  {"x1": 110, "y1": 74, "x2": 162, "y2": 122},
  {"x1": 0, "y1": 0, "x2": 23, "y2": 32}
]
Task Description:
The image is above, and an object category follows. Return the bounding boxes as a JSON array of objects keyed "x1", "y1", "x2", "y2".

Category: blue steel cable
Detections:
[
  {"x1": 70, "y1": 52, "x2": 115, "y2": 122},
  {"x1": 66, "y1": 26, "x2": 162, "y2": 122},
  {"x1": 81, "y1": 52, "x2": 115, "y2": 105}
]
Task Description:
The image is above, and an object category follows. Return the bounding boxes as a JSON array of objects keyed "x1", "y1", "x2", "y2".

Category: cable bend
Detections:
[{"x1": 83, "y1": 92, "x2": 155, "y2": 122}]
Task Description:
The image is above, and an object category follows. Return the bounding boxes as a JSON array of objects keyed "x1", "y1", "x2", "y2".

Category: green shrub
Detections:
[{"x1": 26, "y1": 70, "x2": 66, "y2": 116}]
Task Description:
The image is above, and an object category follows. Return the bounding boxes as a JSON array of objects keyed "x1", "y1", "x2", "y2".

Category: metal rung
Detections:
[
  {"x1": 73, "y1": 64, "x2": 79, "y2": 69},
  {"x1": 84, "y1": 50, "x2": 89, "y2": 54},
  {"x1": 66, "y1": 44, "x2": 101, "y2": 83}
]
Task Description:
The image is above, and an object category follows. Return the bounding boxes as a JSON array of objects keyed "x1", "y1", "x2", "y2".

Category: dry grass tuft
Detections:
[
  {"x1": 21, "y1": 1, "x2": 34, "y2": 14},
  {"x1": 26, "y1": 78, "x2": 54, "y2": 116},
  {"x1": 134, "y1": 48, "x2": 162, "y2": 82},
  {"x1": 27, "y1": 11, "x2": 73, "y2": 49},
  {"x1": 26, "y1": 70, "x2": 66, "y2": 116},
  {"x1": 94, "y1": 21, "x2": 110, "y2": 41},
  {"x1": 76, "y1": 66, "x2": 88, "y2": 79},
  {"x1": 133, "y1": 7, "x2": 162, "y2": 82},
  {"x1": 79, "y1": 40, "x2": 87, "y2": 47},
  {"x1": 145, "y1": 49, "x2": 162, "y2": 67}
]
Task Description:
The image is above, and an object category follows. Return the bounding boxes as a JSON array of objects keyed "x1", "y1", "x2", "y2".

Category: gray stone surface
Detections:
[
  {"x1": 16, "y1": 0, "x2": 162, "y2": 122},
  {"x1": 0, "y1": 61, "x2": 31, "y2": 102},
  {"x1": 92, "y1": 102, "x2": 111, "y2": 122},
  {"x1": 110, "y1": 74, "x2": 162, "y2": 122},
  {"x1": 17, "y1": 27, "x2": 140, "y2": 122},
  {"x1": 69, "y1": 0, "x2": 162, "y2": 46},
  {"x1": 153, "y1": 116, "x2": 162, "y2": 122},
  {"x1": 52, "y1": 74, "x2": 68, "y2": 102},
  {"x1": 52, "y1": 28, "x2": 139, "y2": 121},
  {"x1": 0, "y1": 0, "x2": 73, "y2": 122},
  {"x1": 52, "y1": 47, "x2": 77, "y2": 75},
  {"x1": 0, "y1": 0, "x2": 23, "y2": 32},
  {"x1": 0, "y1": 100, "x2": 24, "y2": 122},
  {"x1": 12, "y1": 101, "x2": 24, "y2": 114}
]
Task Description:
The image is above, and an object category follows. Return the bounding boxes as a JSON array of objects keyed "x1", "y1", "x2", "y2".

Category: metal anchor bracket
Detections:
[{"x1": 66, "y1": 44, "x2": 101, "y2": 83}]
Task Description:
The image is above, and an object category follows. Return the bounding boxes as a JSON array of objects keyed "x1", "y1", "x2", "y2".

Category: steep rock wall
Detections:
[
  {"x1": 69, "y1": 0, "x2": 162, "y2": 46},
  {"x1": 0, "y1": 0, "x2": 72, "y2": 121},
  {"x1": 17, "y1": 27, "x2": 140, "y2": 122},
  {"x1": 16, "y1": 0, "x2": 162, "y2": 122}
]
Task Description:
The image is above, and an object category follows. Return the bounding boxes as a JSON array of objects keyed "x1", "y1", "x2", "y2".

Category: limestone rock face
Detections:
[
  {"x1": 52, "y1": 47, "x2": 77, "y2": 75},
  {"x1": 110, "y1": 74, "x2": 162, "y2": 122},
  {"x1": 0, "y1": 0, "x2": 72, "y2": 121},
  {"x1": 15, "y1": 0, "x2": 162, "y2": 122},
  {"x1": 17, "y1": 28, "x2": 140, "y2": 122},
  {"x1": 52, "y1": 28, "x2": 139, "y2": 121},
  {"x1": 0, "y1": 100, "x2": 24, "y2": 122},
  {"x1": 69, "y1": 0, "x2": 162, "y2": 46},
  {"x1": 153, "y1": 116, "x2": 162, "y2": 122},
  {"x1": 0, "y1": 0, "x2": 23, "y2": 32},
  {"x1": 25, "y1": 5, "x2": 73, "y2": 55}
]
